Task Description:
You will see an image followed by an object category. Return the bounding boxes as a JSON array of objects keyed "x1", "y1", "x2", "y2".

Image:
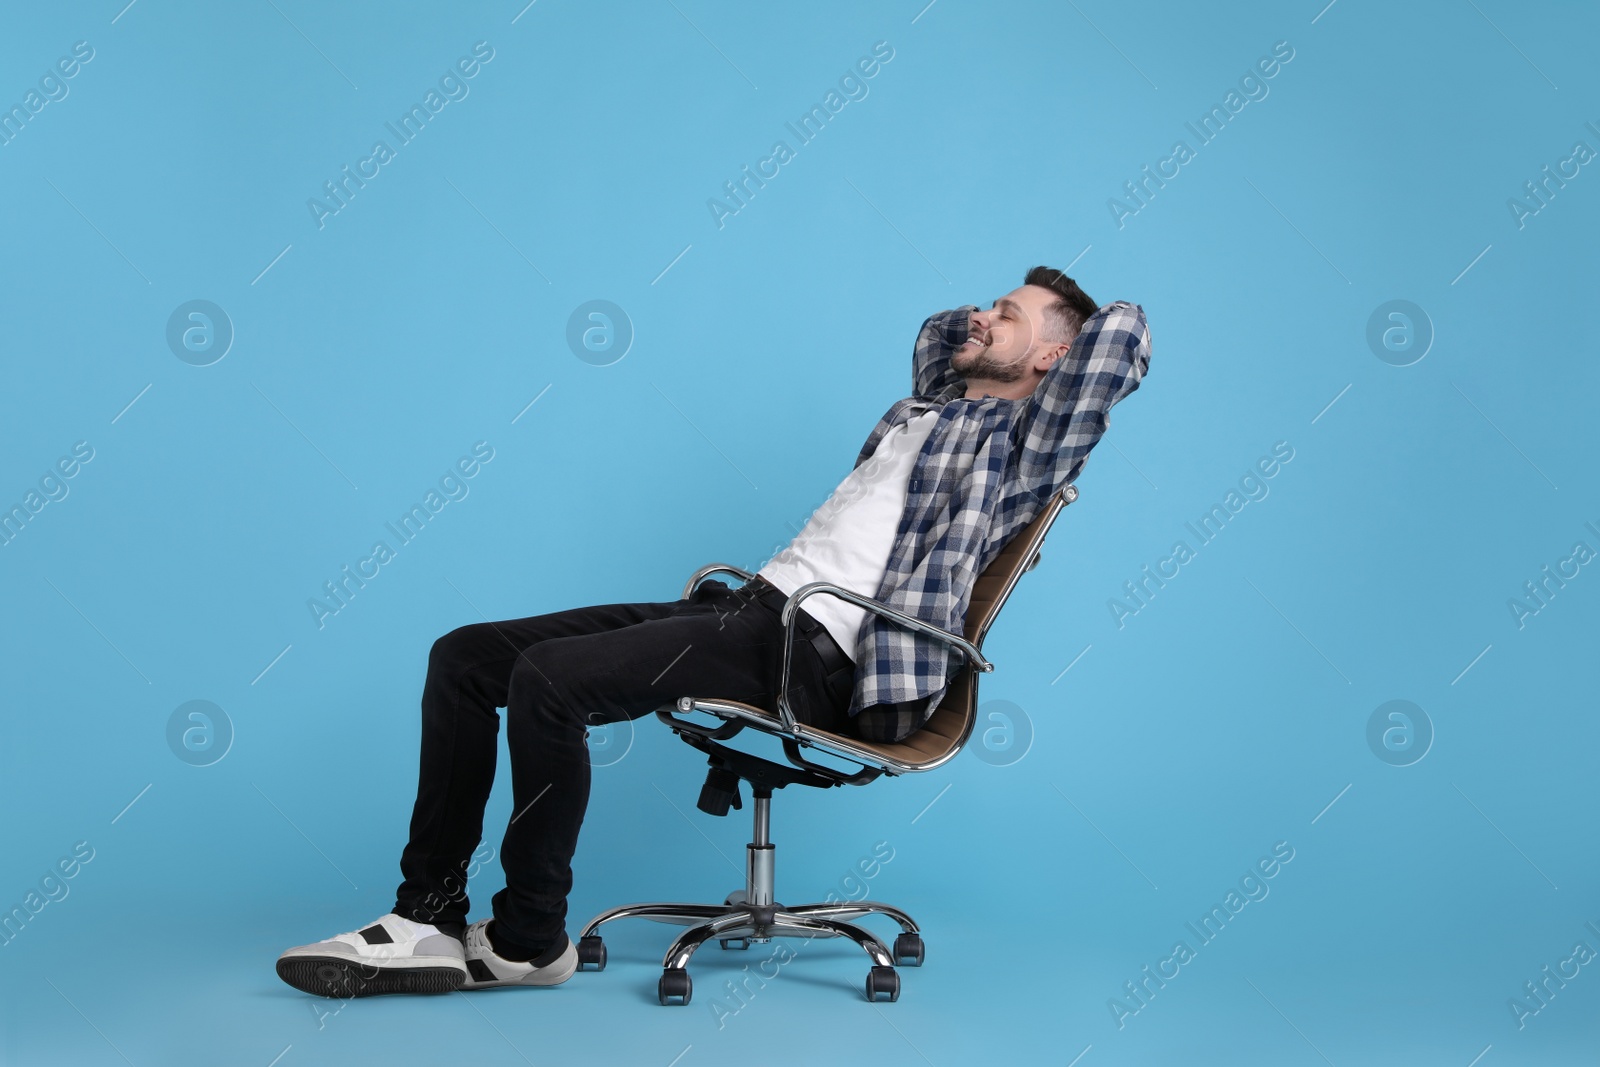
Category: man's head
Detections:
[{"x1": 953, "y1": 266, "x2": 1099, "y2": 399}]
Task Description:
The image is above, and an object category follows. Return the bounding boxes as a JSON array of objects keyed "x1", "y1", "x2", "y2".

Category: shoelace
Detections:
[{"x1": 465, "y1": 922, "x2": 489, "y2": 953}]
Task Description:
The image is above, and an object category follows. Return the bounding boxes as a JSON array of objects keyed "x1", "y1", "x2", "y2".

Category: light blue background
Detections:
[{"x1": 2, "y1": 1, "x2": 1597, "y2": 1065}]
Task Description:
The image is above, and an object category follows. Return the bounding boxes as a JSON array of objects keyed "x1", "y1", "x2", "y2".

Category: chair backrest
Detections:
[{"x1": 837, "y1": 485, "x2": 1076, "y2": 769}]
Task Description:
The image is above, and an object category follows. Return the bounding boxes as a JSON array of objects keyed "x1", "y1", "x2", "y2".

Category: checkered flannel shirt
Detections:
[{"x1": 845, "y1": 300, "x2": 1152, "y2": 741}]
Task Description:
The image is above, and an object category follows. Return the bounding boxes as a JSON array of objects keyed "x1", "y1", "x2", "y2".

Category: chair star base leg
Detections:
[{"x1": 577, "y1": 791, "x2": 921, "y2": 1001}]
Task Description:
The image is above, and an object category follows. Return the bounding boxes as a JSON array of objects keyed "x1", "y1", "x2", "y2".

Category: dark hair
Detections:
[{"x1": 1023, "y1": 265, "x2": 1098, "y2": 344}]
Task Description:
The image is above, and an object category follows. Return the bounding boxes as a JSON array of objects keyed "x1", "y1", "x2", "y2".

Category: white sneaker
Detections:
[
  {"x1": 462, "y1": 920, "x2": 577, "y2": 989},
  {"x1": 276, "y1": 912, "x2": 467, "y2": 997}
]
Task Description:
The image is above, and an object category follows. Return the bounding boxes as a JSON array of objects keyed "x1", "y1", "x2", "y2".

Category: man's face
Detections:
[{"x1": 952, "y1": 284, "x2": 1066, "y2": 385}]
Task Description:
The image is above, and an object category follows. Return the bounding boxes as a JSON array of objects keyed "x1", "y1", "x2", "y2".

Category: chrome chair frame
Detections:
[{"x1": 577, "y1": 485, "x2": 1077, "y2": 1005}]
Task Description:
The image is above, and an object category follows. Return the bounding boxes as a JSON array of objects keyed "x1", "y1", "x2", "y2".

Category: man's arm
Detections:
[
  {"x1": 1011, "y1": 301, "x2": 1152, "y2": 493},
  {"x1": 912, "y1": 304, "x2": 980, "y2": 399}
]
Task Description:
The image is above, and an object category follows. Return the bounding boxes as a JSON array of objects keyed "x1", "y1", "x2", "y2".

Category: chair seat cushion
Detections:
[{"x1": 702, "y1": 667, "x2": 975, "y2": 771}]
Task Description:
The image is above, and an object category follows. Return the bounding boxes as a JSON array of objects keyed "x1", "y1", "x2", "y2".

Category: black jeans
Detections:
[{"x1": 391, "y1": 579, "x2": 855, "y2": 951}]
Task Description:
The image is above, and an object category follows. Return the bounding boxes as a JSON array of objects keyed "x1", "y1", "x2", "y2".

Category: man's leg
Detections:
[
  {"x1": 279, "y1": 579, "x2": 849, "y2": 997},
  {"x1": 392, "y1": 589, "x2": 702, "y2": 936},
  {"x1": 487, "y1": 579, "x2": 845, "y2": 957}
]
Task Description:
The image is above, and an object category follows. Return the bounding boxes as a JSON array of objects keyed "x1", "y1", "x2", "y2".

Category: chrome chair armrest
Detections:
[
  {"x1": 656, "y1": 564, "x2": 760, "y2": 737},
  {"x1": 652, "y1": 704, "x2": 747, "y2": 742},
  {"x1": 774, "y1": 581, "x2": 992, "y2": 733},
  {"x1": 680, "y1": 563, "x2": 755, "y2": 601},
  {"x1": 656, "y1": 566, "x2": 768, "y2": 742}
]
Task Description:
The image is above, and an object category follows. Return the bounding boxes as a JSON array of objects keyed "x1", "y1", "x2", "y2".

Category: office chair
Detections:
[{"x1": 575, "y1": 485, "x2": 1078, "y2": 1005}]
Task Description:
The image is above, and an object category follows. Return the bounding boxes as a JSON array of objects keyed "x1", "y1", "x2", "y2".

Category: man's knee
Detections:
[{"x1": 429, "y1": 623, "x2": 493, "y2": 673}]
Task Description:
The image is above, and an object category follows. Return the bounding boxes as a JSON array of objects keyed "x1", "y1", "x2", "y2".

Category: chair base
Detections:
[
  {"x1": 576, "y1": 789, "x2": 923, "y2": 1005},
  {"x1": 577, "y1": 897, "x2": 923, "y2": 1005}
]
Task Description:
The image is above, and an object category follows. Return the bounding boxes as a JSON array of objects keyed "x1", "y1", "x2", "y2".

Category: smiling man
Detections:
[
  {"x1": 956, "y1": 276, "x2": 1094, "y2": 398},
  {"x1": 275, "y1": 265, "x2": 1152, "y2": 998},
  {"x1": 765, "y1": 266, "x2": 1154, "y2": 742}
]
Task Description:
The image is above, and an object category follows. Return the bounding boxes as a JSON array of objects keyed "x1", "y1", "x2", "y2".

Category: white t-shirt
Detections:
[{"x1": 757, "y1": 403, "x2": 942, "y2": 661}]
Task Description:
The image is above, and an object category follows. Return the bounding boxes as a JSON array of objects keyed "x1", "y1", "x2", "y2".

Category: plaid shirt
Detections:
[{"x1": 845, "y1": 300, "x2": 1152, "y2": 738}]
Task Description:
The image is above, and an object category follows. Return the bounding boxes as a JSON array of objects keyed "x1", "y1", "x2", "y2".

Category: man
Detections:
[{"x1": 275, "y1": 266, "x2": 1152, "y2": 997}]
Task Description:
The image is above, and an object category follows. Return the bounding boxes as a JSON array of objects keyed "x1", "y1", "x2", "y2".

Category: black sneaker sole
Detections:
[{"x1": 276, "y1": 956, "x2": 466, "y2": 998}]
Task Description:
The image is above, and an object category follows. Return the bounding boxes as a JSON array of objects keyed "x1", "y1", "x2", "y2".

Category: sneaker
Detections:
[
  {"x1": 462, "y1": 920, "x2": 577, "y2": 989},
  {"x1": 275, "y1": 912, "x2": 468, "y2": 998}
]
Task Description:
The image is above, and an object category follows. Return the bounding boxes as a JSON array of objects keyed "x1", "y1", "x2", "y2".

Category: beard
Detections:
[{"x1": 952, "y1": 342, "x2": 1028, "y2": 384}]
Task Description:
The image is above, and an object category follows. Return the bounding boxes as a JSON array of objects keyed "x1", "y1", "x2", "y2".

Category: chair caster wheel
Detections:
[
  {"x1": 658, "y1": 968, "x2": 692, "y2": 1005},
  {"x1": 865, "y1": 965, "x2": 900, "y2": 1002},
  {"x1": 576, "y1": 935, "x2": 606, "y2": 971},
  {"x1": 893, "y1": 932, "x2": 925, "y2": 967},
  {"x1": 718, "y1": 937, "x2": 751, "y2": 950}
]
